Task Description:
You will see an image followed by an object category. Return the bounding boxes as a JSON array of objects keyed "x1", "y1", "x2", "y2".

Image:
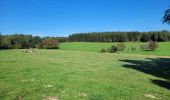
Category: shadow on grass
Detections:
[
  {"x1": 150, "y1": 79, "x2": 170, "y2": 89},
  {"x1": 119, "y1": 58, "x2": 170, "y2": 90}
]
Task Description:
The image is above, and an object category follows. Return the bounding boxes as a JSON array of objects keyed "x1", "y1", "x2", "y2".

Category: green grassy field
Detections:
[
  {"x1": 0, "y1": 49, "x2": 170, "y2": 100},
  {"x1": 60, "y1": 42, "x2": 170, "y2": 56}
]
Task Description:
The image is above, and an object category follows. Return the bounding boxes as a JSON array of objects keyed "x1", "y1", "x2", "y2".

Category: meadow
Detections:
[
  {"x1": 1, "y1": 0, "x2": 170, "y2": 100},
  {"x1": 0, "y1": 43, "x2": 170, "y2": 100},
  {"x1": 60, "y1": 42, "x2": 170, "y2": 56}
]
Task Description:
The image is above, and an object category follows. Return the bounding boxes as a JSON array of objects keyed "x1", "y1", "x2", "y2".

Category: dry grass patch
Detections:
[{"x1": 43, "y1": 96, "x2": 59, "y2": 100}]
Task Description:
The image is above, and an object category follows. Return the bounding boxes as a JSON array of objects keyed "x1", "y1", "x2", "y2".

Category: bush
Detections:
[
  {"x1": 117, "y1": 43, "x2": 126, "y2": 51},
  {"x1": 100, "y1": 48, "x2": 107, "y2": 53},
  {"x1": 106, "y1": 43, "x2": 125, "y2": 53},
  {"x1": 148, "y1": 41, "x2": 158, "y2": 51},
  {"x1": 42, "y1": 38, "x2": 59, "y2": 49},
  {"x1": 131, "y1": 47, "x2": 136, "y2": 51},
  {"x1": 140, "y1": 41, "x2": 158, "y2": 51},
  {"x1": 108, "y1": 45, "x2": 117, "y2": 53}
]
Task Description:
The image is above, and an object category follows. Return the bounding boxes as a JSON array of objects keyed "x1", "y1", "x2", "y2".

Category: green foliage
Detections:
[
  {"x1": 117, "y1": 43, "x2": 126, "y2": 51},
  {"x1": 32, "y1": 36, "x2": 42, "y2": 47},
  {"x1": 56, "y1": 37, "x2": 68, "y2": 42},
  {"x1": 43, "y1": 37, "x2": 68, "y2": 43},
  {"x1": 100, "y1": 48, "x2": 107, "y2": 53},
  {"x1": 0, "y1": 34, "x2": 65, "y2": 49},
  {"x1": 42, "y1": 38, "x2": 59, "y2": 49},
  {"x1": 140, "y1": 33, "x2": 149, "y2": 42},
  {"x1": 14, "y1": 43, "x2": 22, "y2": 49},
  {"x1": 0, "y1": 30, "x2": 170, "y2": 50},
  {"x1": 157, "y1": 30, "x2": 170, "y2": 42},
  {"x1": 1, "y1": 36, "x2": 12, "y2": 49},
  {"x1": 0, "y1": 34, "x2": 42, "y2": 49},
  {"x1": 108, "y1": 45, "x2": 117, "y2": 53},
  {"x1": 163, "y1": 7, "x2": 170, "y2": 24},
  {"x1": 68, "y1": 30, "x2": 170, "y2": 42},
  {"x1": 106, "y1": 43, "x2": 125, "y2": 53}
]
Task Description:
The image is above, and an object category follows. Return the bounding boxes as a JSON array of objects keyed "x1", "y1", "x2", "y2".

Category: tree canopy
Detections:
[
  {"x1": 0, "y1": 34, "x2": 65, "y2": 49},
  {"x1": 0, "y1": 31, "x2": 170, "y2": 49},
  {"x1": 163, "y1": 8, "x2": 170, "y2": 24},
  {"x1": 68, "y1": 31, "x2": 170, "y2": 42}
]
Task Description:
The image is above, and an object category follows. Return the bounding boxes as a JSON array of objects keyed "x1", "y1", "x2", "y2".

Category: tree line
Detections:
[
  {"x1": 68, "y1": 30, "x2": 170, "y2": 42},
  {"x1": 0, "y1": 34, "x2": 67, "y2": 49},
  {"x1": 0, "y1": 30, "x2": 170, "y2": 49}
]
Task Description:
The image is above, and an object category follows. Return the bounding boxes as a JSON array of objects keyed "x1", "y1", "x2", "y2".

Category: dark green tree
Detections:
[
  {"x1": 140, "y1": 33, "x2": 149, "y2": 42},
  {"x1": 163, "y1": 7, "x2": 170, "y2": 24},
  {"x1": 1, "y1": 36, "x2": 12, "y2": 49},
  {"x1": 32, "y1": 36, "x2": 42, "y2": 47},
  {"x1": 68, "y1": 31, "x2": 170, "y2": 42}
]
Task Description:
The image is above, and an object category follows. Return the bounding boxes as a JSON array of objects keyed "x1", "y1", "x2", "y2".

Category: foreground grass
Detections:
[
  {"x1": 0, "y1": 49, "x2": 170, "y2": 100},
  {"x1": 60, "y1": 42, "x2": 170, "y2": 56}
]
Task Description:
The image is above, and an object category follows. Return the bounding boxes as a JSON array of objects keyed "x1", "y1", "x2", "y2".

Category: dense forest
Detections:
[
  {"x1": 0, "y1": 30, "x2": 170, "y2": 49},
  {"x1": 68, "y1": 30, "x2": 170, "y2": 42},
  {"x1": 0, "y1": 34, "x2": 67, "y2": 49}
]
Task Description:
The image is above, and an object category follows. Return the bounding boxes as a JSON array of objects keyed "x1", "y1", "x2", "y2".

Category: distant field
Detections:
[
  {"x1": 0, "y1": 50, "x2": 170, "y2": 100},
  {"x1": 60, "y1": 42, "x2": 170, "y2": 56}
]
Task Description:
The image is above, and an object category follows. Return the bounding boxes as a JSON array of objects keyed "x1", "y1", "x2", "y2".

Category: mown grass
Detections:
[
  {"x1": 0, "y1": 49, "x2": 170, "y2": 100},
  {"x1": 60, "y1": 42, "x2": 170, "y2": 56}
]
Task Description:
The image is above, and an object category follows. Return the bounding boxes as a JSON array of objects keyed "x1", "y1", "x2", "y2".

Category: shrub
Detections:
[
  {"x1": 107, "y1": 44, "x2": 125, "y2": 53},
  {"x1": 131, "y1": 47, "x2": 136, "y2": 51},
  {"x1": 100, "y1": 48, "x2": 107, "y2": 53},
  {"x1": 148, "y1": 41, "x2": 158, "y2": 51},
  {"x1": 108, "y1": 45, "x2": 117, "y2": 53},
  {"x1": 42, "y1": 38, "x2": 59, "y2": 49},
  {"x1": 117, "y1": 43, "x2": 126, "y2": 51},
  {"x1": 140, "y1": 41, "x2": 158, "y2": 51}
]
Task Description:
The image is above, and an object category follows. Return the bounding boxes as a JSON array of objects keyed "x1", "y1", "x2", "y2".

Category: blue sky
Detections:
[{"x1": 0, "y1": 0, "x2": 170, "y2": 37}]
